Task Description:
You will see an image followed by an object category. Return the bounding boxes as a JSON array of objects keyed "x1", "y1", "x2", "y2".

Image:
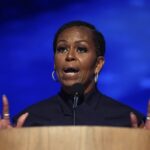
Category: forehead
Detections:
[{"x1": 57, "y1": 26, "x2": 94, "y2": 41}]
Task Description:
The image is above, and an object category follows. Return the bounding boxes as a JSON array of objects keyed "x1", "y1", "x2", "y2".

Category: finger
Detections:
[
  {"x1": 16, "y1": 113, "x2": 29, "y2": 128},
  {"x1": 130, "y1": 112, "x2": 138, "y2": 128},
  {"x1": 0, "y1": 119, "x2": 13, "y2": 129},
  {"x1": 2, "y1": 95, "x2": 11, "y2": 126},
  {"x1": 146, "y1": 100, "x2": 150, "y2": 117},
  {"x1": 2, "y1": 95, "x2": 10, "y2": 118},
  {"x1": 144, "y1": 100, "x2": 150, "y2": 129},
  {"x1": 0, "y1": 120, "x2": 7, "y2": 129}
]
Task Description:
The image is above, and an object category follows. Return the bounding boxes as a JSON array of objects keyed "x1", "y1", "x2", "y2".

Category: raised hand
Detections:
[
  {"x1": 0, "y1": 95, "x2": 28, "y2": 129},
  {"x1": 130, "y1": 100, "x2": 150, "y2": 129},
  {"x1": 144, "y1": 100, "x2": 150, "y2": 129}
]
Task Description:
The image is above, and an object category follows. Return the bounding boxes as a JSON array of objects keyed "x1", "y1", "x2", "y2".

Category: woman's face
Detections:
[{"x1": 54, "y1": 26, "x2": 104, "y2": 93}]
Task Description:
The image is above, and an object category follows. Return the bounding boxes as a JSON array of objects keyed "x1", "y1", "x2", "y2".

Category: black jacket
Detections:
[{"x1": 14, "y1": 88, "x2": 145, "y2": 127}]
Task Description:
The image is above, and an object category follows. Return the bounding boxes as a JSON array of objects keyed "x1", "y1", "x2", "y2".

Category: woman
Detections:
[{"x1": 1, "y1": 20, "x2": 150, "y2": 128}]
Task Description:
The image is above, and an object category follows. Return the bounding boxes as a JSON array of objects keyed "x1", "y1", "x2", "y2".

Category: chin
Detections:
[{"x1": 61, "y1": 80, "x2": 82, "y2": 87}]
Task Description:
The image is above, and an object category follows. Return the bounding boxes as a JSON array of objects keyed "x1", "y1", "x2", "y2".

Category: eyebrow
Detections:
[{"x1": 75, "y1": 40, "x2": 88, "y2": 43}]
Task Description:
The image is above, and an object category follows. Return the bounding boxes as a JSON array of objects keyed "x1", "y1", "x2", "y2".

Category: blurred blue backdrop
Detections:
[{"x1": 0, "y1": 0, "x2": 149, "y2": 119}]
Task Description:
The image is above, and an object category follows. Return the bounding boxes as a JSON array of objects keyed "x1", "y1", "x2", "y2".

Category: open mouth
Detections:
[{"x1": 63, "y1": 67, "x2": 79, "y2": 74}]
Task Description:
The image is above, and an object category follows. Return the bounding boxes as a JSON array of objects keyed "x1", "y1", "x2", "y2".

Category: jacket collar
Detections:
[{"x1": 58, "y1": 87, "x2": 101, "y2": 115}]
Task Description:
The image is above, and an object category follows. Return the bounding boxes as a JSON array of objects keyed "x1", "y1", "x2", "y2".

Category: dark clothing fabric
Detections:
[{"x1": 14, "y1": 88, "x2": 145, "y2": 127}]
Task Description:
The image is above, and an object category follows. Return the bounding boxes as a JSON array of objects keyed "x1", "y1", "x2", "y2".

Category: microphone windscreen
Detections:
[{"x1": 70, "y1": 83, "x2": 84, "y2": 96}]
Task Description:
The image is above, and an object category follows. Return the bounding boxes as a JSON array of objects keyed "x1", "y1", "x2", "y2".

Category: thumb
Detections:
[
  {"x1": 16, "y1": 112, "x2": 29, "y2": 128},
  {"x1": 130, "y1": 112, "x2": 138, "y2": 128}
]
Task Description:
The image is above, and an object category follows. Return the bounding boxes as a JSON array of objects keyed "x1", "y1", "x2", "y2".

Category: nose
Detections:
[{"x1": 65, "y1": 48, "x2": 76, "y2": 61}]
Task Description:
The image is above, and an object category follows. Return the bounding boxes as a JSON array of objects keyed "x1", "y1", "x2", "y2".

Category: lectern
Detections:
[{"x1": 0, "y1": 126, "x2": 150, "y2": 150}]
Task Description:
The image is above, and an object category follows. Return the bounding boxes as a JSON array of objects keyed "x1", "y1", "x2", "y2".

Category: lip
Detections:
[
  {"x1": 63, "y1": 66, "x2": 79, "y2": 72},
  {"x1": 62, "y1": 66, "x2": 80, "y2": 79}
]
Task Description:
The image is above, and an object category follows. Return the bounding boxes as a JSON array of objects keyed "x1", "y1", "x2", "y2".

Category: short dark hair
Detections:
[{"x1": 53, "y1": 20, "x2": 105, "y2": 56}]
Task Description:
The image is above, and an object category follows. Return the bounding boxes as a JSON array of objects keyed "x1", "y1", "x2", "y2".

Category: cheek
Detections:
[
  {"x1": 54, "y1": 57, "x2": 63, "y2": 81},
  {"x1": 80, "y1": 57, "x2": 96, "y2": 76},
  {"x1": 54, "y1": 55, "x2": 64, "y2": 70},
  {"x1": 54, "y1": 57, "x2": 64, "y2": 81},
  {"x1": 80, "y1": 54, "x2": 96, "y2": 69}
]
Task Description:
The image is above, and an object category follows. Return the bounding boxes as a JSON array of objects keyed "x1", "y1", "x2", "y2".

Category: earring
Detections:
[
  {"x1": 94, "y1": 74, "x2": 99, "y2": 83},
  {"x1": 52, "y1": 70, "x2": 58, "y2": 81}
]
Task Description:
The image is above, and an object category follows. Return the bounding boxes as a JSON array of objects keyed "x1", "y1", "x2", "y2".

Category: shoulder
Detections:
[
  {"x1": 100, "y1": 93, "x2": 137, "y2": 112},
  {"x1": 96, "y1": 91, "x2": 145, "y2": 124},
  {"x1": 26, "y1": 95, "x2": 61, "y2": 113},
  {"x1": 13, "y1": 94, "x2": 61, "y2": 123}
]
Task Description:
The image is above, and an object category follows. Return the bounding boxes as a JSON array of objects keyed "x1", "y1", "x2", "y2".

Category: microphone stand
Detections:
[{"x1": 73, "y1": 92, "x2": 79, "y2": 125}]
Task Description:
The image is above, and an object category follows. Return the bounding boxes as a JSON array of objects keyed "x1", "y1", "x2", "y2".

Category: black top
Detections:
[{"x1": 14, "y1": 88, "x2": 145, "y2": 127}]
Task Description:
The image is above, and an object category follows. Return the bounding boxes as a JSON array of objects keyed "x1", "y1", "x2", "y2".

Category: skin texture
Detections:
[
  {"x1": 0, "y1": 25, "x2": 149, "y2": 129},
  {"x1": 0, "y1": 95, "x2": 28, "y2": 129},
  {"x1": 54, "y1": 26, "x2": 104, "y2": 94}
]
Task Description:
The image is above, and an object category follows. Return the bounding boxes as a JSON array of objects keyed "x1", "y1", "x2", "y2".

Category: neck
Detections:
[{"x1": 61, "y1": 82, "x2": 96, "y2": 95}]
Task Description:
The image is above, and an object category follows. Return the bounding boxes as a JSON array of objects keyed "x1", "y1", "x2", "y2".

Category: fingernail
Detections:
[
  {"x1": 24, "y1": 112, "x2": 29, "y2": 117},
  {"x1": 130, "y1": 112, "x2": 135, "y2": 117},
  {"x1": 130, "y1": 112, "x2": 134, "y2": 115}
]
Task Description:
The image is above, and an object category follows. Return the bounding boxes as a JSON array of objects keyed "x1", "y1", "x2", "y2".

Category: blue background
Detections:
[{"x1": 0, "y1": 0, "x2": 149, "y2": 119}]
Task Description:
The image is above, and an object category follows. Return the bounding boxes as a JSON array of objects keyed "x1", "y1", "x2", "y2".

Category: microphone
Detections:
[
  {"x1": 70, "y1": 83, "x2": 84, "y2": 125},
  {"x1": 71, "y1": 83, "x2": 84, "y2": 109}
]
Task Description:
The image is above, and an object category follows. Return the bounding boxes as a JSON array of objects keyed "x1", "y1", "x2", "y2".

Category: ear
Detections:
[{"x1": 94, "y1": 56, "x2": 105, "y2": 74}]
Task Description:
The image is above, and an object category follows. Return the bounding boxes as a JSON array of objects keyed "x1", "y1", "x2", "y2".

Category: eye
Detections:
[
  {"x1": 77, "y1": 47, "x2": 88, "y2": 53},
  {"x1": 56, "y1": 46, "x2": 68, "y2": 53}
]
